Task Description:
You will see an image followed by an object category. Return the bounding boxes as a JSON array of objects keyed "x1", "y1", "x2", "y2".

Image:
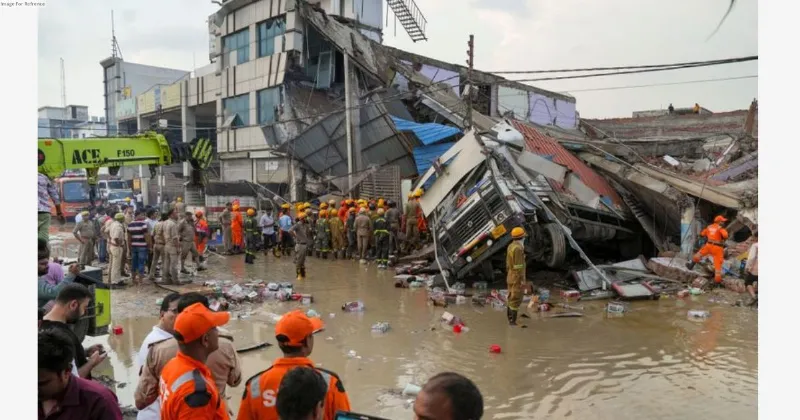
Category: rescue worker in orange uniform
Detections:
[
  {"x1": 159, "y1": 302, "x2": 231, "y2": 420},
  {"x1": 686, "y1": 215, "x2": 729, "y2": 284},
  {"x1": 237, "y1": 310, "x2": 351, "y2": 420},
  {"x1": 194, "y1": 211, "x2": 209, "y2": 270},
  {"x1": 231, "y1": 202, "x2": 244, "y2": 254}
]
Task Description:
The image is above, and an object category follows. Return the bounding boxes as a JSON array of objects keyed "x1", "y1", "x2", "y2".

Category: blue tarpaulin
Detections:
[
  {"x1": 413, "y1": 143, "x2": 456, "y2": 176},
  {"x1": 391, "y1": 116, "x2": 461, "y2": 145}
]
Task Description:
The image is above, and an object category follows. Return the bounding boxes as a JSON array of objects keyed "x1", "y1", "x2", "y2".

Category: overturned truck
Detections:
[{"x1": 416, "y1": 122, "x2": 643, "y2": 281}]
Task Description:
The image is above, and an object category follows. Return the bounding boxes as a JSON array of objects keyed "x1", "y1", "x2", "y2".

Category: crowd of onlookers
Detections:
[{"x1": 38, "y1": 279, "x2": 485, "y2": 420}]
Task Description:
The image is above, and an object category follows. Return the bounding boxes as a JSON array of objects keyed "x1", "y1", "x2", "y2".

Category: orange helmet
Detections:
[
  {"x1": 195, "y1": 210, "x2": 204, "y2": 218},
  {"x1": 247, "y1": 208, "x2": 255, "y2": 216},
  {"x1": 348, "y1": 207, "x2": 356, "y2": 213},
  {"x1": 511, "y1": 227, "x2": 526, "y2": 238},
  {"x1": 714, "y1": 215, "x2": 728, "y2": 223},
  {"x1": 320, "y1": 203, "x2": 328, "y2": 210},
  {"x1": 298, "y1": 212, "x2": 306, "y2": 219},
  {"x1": 319, "y1": 209, "x2": 328, "y2": 218},
  {"x1": 328, "y1": 211, "x2": 337, "y2": 219}
]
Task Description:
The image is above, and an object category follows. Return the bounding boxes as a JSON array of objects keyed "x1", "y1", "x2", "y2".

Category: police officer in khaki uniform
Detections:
[
  {"x1": 178, "y1": 212, "x2": 200, "y2": 273},
  {"x1": 72, "y1": 210, "x2": 96, "y2": 267},
  {"x1": 404, "y1": 189, "x2": 423, "y2": 252},
  {"x1": 289, "y1": 212, "x2": 312, "y2": 281},
  {"x1": 148, "y1": 214, "x2": 167, "y2": 281},
  {"x1": 220, "y1": 203, "x2": 233, "y2": 254},
  {"x1": 161, "y1": 209, "x2": 182, "y2": 285},
  {"x1": 506, "y1": 227, "x2": 527, "y2": 326}
]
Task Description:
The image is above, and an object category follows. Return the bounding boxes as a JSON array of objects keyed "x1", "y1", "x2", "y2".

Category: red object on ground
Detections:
[
  {"x1": 453, "y1": 324, "x2": 463, "y2": 333},
  {"x1": 113, "y1": 326, "x2": 123, "y2": 335},
  {"x1": 489, "y1": 344, "x2": 501, "y2": 353}
]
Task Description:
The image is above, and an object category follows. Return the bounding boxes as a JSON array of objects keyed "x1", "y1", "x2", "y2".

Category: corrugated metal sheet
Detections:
[
  {"x1": 413, "y1": 143, "x2": 455, "y2": 175},
  {"x1": 391, "y1": 116, "x2": 461, "y2": 145},
  {"x1": 278, "y1": 93, "x2": 419, "y2": 180},
  {"x1": 511, "y1": 120, "x2": 623, "y2": 208}
]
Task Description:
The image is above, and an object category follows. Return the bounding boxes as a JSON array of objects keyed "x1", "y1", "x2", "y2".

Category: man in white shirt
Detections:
[
  {"x1": 260, "y1": 210, "x2": 275, "y2": 255},
  {"x1": 134, "y1": 292, "x2": 181, "y2": 420},
  {"x1": 744, "y1": 231, "x2": 758, "y2": 304}
]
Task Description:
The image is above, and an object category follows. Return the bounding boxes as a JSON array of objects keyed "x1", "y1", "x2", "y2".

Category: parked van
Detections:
[
  {"x1": 50, "y1": 176, "x2": 92, "y2": 220},
  {"x1": 97, "y1": 179, "x2": 127, "y2": 199}
]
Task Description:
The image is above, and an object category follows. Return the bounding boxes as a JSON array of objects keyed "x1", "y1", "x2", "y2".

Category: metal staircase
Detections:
[
  {"x1": 615, "y1": 184, "x2": 669, "y2": 252},
  {"x1": 386, "y1": 0, "x2": 428, "y2": 42}
]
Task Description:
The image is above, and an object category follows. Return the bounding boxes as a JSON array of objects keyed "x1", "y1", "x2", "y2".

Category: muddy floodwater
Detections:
[{"x1": 59, "y1": 232, "x2": 756, "y2": 419}]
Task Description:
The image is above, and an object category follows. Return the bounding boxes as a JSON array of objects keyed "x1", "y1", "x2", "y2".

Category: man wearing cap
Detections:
[
  {"x1": 244, "y1": 209, "x2": 259, "y2": 264},
  {"x1": 220, "y1": 203, "x2": 233, "y2": 255},
  {"x1": 404, "y1": 189, "x2": 423, "y2": 253},
  {"x1": 687, "y1": 215, "x2": 730, "y2": 285},
  {"x1": 136, "y1": 293, "x2": 241, "y2": 416},
  {"x1": 108, "y1": 213, "x2": 127, "y2": 285},
  {"x1": 158, "y1": 302, "x2": 230, "y2": 419},
  {"x1": 237, "y1": 310, "x2": 351, "y2": 420},
  {"x1": 73, "y1": 210, "x2": 96, "y2": 267},
  {"x1": 289, "y1": 212, "x2": 312, "y2": 280},
  {"x1": 179, "y1": 211, "x2": 200, "y2": 273},
  {"x1": 161, "y1": 208, "x2": 182, "y2": 285}
]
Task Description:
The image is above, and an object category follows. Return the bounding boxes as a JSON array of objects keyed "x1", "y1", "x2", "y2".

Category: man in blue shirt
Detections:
[
  {"x1": 278, "y1": 204, "x2": 293, "y2": 257},
  {"x1": 260, "y1": 210, "x2": 275, "y2": 256}
]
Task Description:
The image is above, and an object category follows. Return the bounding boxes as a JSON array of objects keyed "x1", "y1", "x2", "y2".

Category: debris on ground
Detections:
[
  {"x1": 371, "y1": 322, "x2": 391, "y2": 333},
  {"x1": 342, "y1": 301, "x2": 365, "y2": 312}
]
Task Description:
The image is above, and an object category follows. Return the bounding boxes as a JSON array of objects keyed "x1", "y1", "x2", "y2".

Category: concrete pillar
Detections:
[
  {"x1": 136, "y1": 115, "x2": 151, "y2": 205},
  {"x1": 680, "y1": 202, "x2": 697, "y2": 258},
  {"x1": 181, "y1": 98, "x2": 197, "y2": 178}
]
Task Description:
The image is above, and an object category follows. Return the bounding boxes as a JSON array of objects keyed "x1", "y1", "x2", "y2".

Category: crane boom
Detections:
[{"x1": 38, "y1": 132, "x2": 214, "y2": 204}]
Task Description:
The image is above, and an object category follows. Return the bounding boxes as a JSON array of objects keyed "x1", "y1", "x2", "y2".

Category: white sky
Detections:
[{"x1": 37, "y1": 0, "x2": 757, "y2": 119}]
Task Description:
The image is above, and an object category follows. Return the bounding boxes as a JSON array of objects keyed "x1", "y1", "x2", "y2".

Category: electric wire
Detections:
[{"x1": 487, "y1": 55, "x2": 756, "y2": 74}]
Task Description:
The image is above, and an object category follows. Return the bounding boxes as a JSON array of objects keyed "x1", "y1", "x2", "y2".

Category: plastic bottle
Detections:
[
  {"x1": 371, "y1": 322, "x2": 390, "y2": 333},
  {"x1": 342, "y1": 301, "x2": 365, "y2": 312},
  {"x1": 538, "y1": 288, "x2": 551, "y2": 302},
  {"x1": 687, "y1": 309, "x2": 710, "y2": 319}
]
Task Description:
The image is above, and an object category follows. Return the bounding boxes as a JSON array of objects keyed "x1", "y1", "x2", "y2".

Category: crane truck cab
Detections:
[{"x1": 50, "y1": 176, "x2": 92, "y2": 221}]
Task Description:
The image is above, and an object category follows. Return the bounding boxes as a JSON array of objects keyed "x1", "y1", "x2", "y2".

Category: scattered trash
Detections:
[
  {"x1": 489, "y1": 344, "x2": 502, "y2": 354},
  {"x1": 306, "y1": 309, "x2": 320, "y2": 318},
  {"x1": 547, "y1": 312, "x2": 584, "y2": 318},
  {"x1": 687, "y1": 310, "x2": 710, "y2": 320},
  {"x1": 155, "y1": 298, "x2": 163, "y2": 305},
  {"x1": 441, "y1": 312, "x2": 464, "y2": 326},
  {"x1": 606, "y1": 301, "x2": 628, "y2": 314},
  {"x1": 329, "y1": 313, "x2": 336, "y2": 318},
  {"x1": 536, "y1": 303, "x2": 552, "y2": 312},
  {"x1": 455, "y1": 296, "x2": 467, "y2": 304},
  {"x1": 453, "y1": 324, "x2": 463, "y2": 333},
  {"x1": 560, "y1": 290, "x2": 580, "y2": 299},
  {"x1": 325, "y1": 336, "x2": 334, "y2": 341},
  {"x1": 371, "y1": 322, "x2": 391, "y2": 333},
  {"x1": 556, "y1": 303, "x2": 584, "y2": 311},
  {"x1": 409, "y1": 281, "x2": 426, "y2": 288},
  {"x1": 473, "y1": 281, "x2": 488, "y2": 290},
  {"x1": 677, "y1": 289, "x2": 690, "y2": 298},
  {"x1": 347, "y1": 350, "x2": 361, "y2": 359},
  {"x1": 402, "y1": 383, "x2": 422, "y2": 396},
  {"x1": 689, "y1": 287, "x2": 703, "y2": 295},
  {"x1": 538, "y1": 288, "x2": 551, "y2": 302},
  {"x1": 342, "y1": 301, "x2": 365, "y2": 312},
  {"x1": 112, "y1": 326, "x2": 124, "y2": 335}
]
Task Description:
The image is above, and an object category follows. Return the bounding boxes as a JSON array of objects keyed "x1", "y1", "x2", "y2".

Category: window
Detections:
[
  {"x1": 223, "y1": 94, "x2": 250, "y2": 127},
  {"x1": 257, "y1": 87, "x2": 280, "y2": 124},
  {"x1": 223, "y1": 28, "x2": 250, "y2": 65},
  {"x1": 62, "y1": 181, "x2": 90, "y2": 203},
  {"x1": 257, "y1": 17, "x2": 286, "y2": 58}
]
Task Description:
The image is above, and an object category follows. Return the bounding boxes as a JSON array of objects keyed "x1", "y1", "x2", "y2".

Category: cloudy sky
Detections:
[{"x1": 38, "y1": 0, "x2": 757, "y2": 119}]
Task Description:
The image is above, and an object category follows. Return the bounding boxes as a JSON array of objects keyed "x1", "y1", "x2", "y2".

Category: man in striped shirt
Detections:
[{"x1": 127, "y1": 210, "x2": 151, "y2": 286}]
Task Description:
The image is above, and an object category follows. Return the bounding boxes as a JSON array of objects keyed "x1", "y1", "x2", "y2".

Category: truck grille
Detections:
[{"x1": 445, "y1": 185, "x2": 504, "y2": 252}]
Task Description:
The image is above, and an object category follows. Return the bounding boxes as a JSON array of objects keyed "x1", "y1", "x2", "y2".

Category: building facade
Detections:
[
  {"x1": 38, "y1": 105, "x2": 105, "y2": 138},
  {"x1": 101, "y1": 57, "x2": 190, "y2": 135}
]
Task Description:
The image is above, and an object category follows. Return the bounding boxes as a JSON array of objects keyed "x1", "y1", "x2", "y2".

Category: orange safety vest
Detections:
[
  {"x1": 701, "y1": 223, "x2": 729, "y2": 245},
  {"x1": 159, "y1": 351, "x2": 229, "y2": 420},
  {"x1": 236, "y1": 357, "x2": 350, "y2": 420}
]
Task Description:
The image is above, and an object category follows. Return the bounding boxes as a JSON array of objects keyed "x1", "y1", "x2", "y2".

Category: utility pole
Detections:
[
  {"x1": 465, "y1": 34, "x2": 474, "y2": 130},
  {"x1": 60, "y1": 58, "x2": 67, "y2": 138},
  {"x1": 344, "y1": 54, "x2": 355, "y2": 196}
]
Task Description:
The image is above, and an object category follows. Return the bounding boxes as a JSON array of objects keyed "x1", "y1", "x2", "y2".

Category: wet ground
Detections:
[{"x1": 53, "y1": 227, "x2": 758, "y2": 419}]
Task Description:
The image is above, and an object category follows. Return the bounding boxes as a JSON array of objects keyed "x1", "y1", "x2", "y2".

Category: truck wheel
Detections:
[{"x1": 544, "y1": 223, "x2": 566, "y2": 268}]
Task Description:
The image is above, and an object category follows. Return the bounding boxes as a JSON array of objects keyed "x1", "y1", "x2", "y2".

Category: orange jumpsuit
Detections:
[
  {"x1": 231, "y1": 210, "x2": 244, "y2": 249},
  {"x1": 338, "y1": 205, "x2": 348, "y2": 225},
  {"x1": 416, "y1": 206, "x2": 427, "y2": 234},
  {"x1": 692, "y1": 222, "x2": 729, "y2": 283},
  {"x1": 195, "y1": 218, "x2": 209, "y2": 255}
]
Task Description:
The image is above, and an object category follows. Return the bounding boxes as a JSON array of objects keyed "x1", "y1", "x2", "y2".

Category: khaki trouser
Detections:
[
  {"x1": 223, "y1": 225, "x2": 232, "y2": 252},
  {"x1": 295, "y1": 243, "x2": 308, "y2": 268},
  {"x1": 109, "y1": 244, "x2": 123, "y2": 284},
  {"x1": 506, "y1": 273, "x2": 523, "y2": 311},
  {"x1": 38, "y1": 213, "x2": 51, "y2": 243},
  {"x1": 357, "y1": 234, "x2": 369, "y2": 260},
  {"x1": 149, "y1": 244, "x2": 164, "y2": 280},
  {"x1": 163, "y1": 244, "x2": 180, "y2": 284},
  {"x1": 181, "y1": 241, "x2": 199, "y2": 270},
  {"x1": 405, "y1": 219, "x2": 419, "y2": 250},
  {"x1": 78, "y1": 238, "x2": 95, "y2": 266}
]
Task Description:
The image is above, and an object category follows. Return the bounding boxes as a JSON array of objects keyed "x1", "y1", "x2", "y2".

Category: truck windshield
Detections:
[
  {"x1": 106, "y1": 181, "x2": 126, "y2": 190},
  {"x1": 107, "y1": 191, "x2": 133, "y2": 201},
  {"x1": 62, "y1": 180, "x2": 90, "y2": 203}
]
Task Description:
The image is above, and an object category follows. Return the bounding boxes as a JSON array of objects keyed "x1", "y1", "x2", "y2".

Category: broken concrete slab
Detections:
[{"x1": 647, "y1": 257, "x2": 708, "y2": 283}]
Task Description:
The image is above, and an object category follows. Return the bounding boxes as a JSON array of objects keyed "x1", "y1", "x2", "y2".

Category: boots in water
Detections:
[
  {"x1": 509, "y1": 309, "x2": 518, "y2": 326},
  {"x1": 296, "y1": 268, "x2": 302, "y2": 281},
  {"x1": 686, "y1": 261, "x2": 696, "y2": 270},
  {"x1": 300, "y1": 267, "x2": 307, "y2": 280}
]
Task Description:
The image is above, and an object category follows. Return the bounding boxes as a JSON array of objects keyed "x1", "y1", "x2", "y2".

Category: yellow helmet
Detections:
[
  {"x1": 328, "y1": 211, "x2": 337, "y2": 219},
  {"x1": 125, "y1": 197, "x2": 131, "y2": 202},
  {"x1": 247, "y1": 208, "x2": 255, "y2": 216},
  {"x1": 511, "y1": 227, "x2": 526, "y2": 239},
  {"x1": 345, "y1": 199, "x2": 354, "y2": 205},
  {"x1": 177, "y1": 197, "x2": 183, "y2": 202},
  {"x1": 407, "y1": 192, "x2": 413, "y2": 199},
  {"x1": 413, "y1": 189, "x2": 423, "y2": 198},
  {"x1": 377, "y1": 208, "x2": 385, "y2": 215},
  {"x1": 328, "y1": 199, "x2": 336, "y2": 206},
  {"x1": 304, "y1": 202, "x2": 311, "y2": 209},
  {"x1": 319, "y1": 209, "x2": 328, "y2": 218},
  {"x1": 281, "y1": 203, "x2": 291, "y2": 209},
  {"x1": 298, "y1": 212, "x2": 306, "y2": 219},
  {"x1": 320, "y1": 203, "x2": 328, "y2": 209}
]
